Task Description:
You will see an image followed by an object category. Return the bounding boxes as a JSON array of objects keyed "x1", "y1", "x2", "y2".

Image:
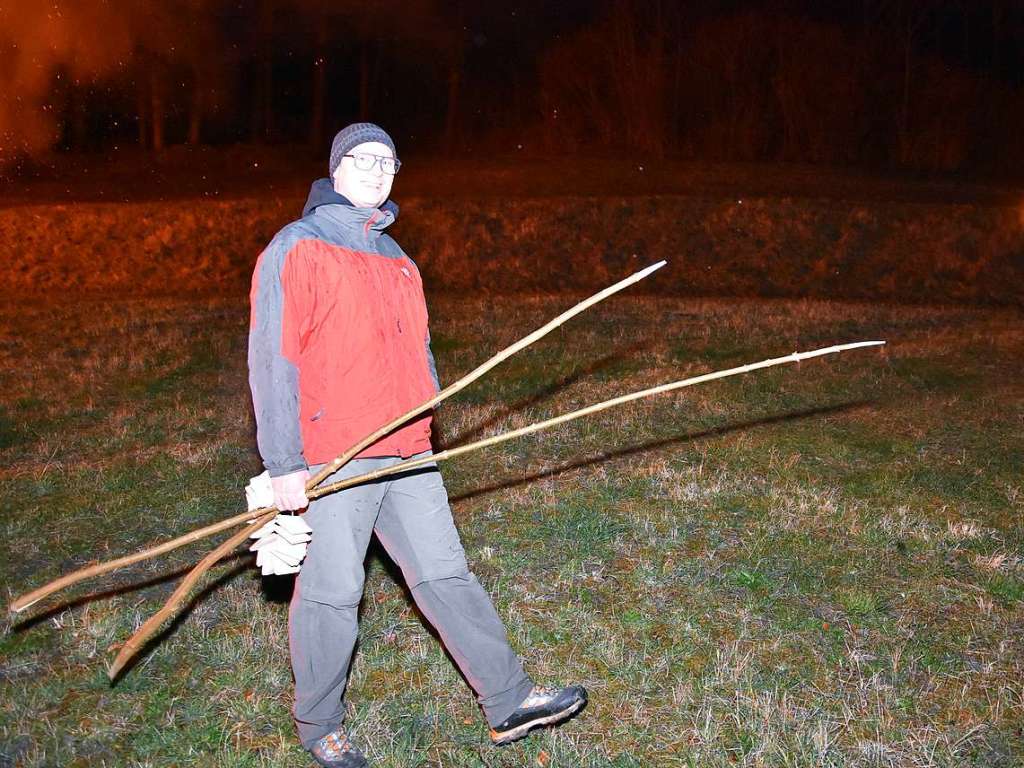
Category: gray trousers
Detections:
[{"x1": 289, "y1": 454, "x2": 534, "y2": 749}]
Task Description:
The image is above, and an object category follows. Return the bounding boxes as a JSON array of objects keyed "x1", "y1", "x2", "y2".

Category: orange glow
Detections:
[{"x1": 0, "y1": 1, "x2": 132, "y2": 159}]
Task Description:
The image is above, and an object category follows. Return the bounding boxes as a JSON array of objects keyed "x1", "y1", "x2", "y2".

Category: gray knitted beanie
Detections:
[{"x1": 329, "y1": 123, "x2": 396, "y2": 177}]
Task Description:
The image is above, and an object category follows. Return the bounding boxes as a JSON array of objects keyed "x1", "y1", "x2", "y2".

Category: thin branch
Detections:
[
  {"x1": 107, "y1": 510, "x2": 275, "y2": 680},
  {"x1": 310, "y1": 342, "x2": 887, "y2": 500},
  {"x1": 9, "y1": 506, "x2": 274, "y2": 614},
  {"x1": 304, "y1": 260, "x2": 667, "y2": 489},
  {"x1": 9, "y1": 262, "x2": 665, "y2": 615},
  {"x1": 106, "y1": 339, "x2": 883, "y2": 678}
]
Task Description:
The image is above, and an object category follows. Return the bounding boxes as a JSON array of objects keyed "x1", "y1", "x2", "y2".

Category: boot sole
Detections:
[{"x1": 489, "y1": 697, "x2": 586, "y2": 746}]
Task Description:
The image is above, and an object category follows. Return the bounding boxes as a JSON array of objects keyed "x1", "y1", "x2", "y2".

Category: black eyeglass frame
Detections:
[{"x1": 342, "y1": 153, "x2": 402, "y2": 175}]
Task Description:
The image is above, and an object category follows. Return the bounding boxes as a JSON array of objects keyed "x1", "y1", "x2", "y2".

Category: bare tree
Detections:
[
  {"x1": 859, "y1": 0, "x2": 963, "y2": 165},
  {"x1": 124, "y1": 0, "x2": 224, "y2": 152},
  {"x1": 181, "y1": 0, "x2": 223, "y2": 146},
  {"x1": 682, "y1": 11, "x2": 777, "y2": 160},
  {"x1": 772, "y1": 18, "x2": 863, "y2": 163},
  {"x1": 294, "y1": 0, "x2": 452, "y2": 149},
  {"x1": 434, "y1": 3, "x2": 465, "y2": 154},
  {"x1": 135, "y1": 72, "x2": 149, "y2": 149},
  {"x1": 538, "y1": 0, "x2": 677, "y2": 155},
  {"x1": 249, "y1": 0, "x2": 279, "y2": 142}
]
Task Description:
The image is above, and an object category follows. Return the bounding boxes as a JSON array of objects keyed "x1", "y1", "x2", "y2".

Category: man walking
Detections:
[{"x1": 248, "y1": 123, "x2": 586, "y2": 767}]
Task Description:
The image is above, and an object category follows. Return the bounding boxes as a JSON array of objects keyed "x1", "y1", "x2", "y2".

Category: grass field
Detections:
[{"x1": 1, "y1": 293, "x2": 1022, "y2": 767}]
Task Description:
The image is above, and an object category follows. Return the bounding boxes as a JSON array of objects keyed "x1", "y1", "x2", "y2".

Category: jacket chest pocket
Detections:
[
  {"x1": 384, "y1": 264, "x2": 426, "y2": 339},
  {"x1": 402, "y1": 266, "x2": 429, "y2": 329}
]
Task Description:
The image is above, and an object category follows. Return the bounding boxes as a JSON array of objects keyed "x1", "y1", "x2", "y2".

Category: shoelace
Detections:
[
  {"x1": 314, "y1": 730, "x2": 353, "y2": 759},
  {"x1": 523, "y1": 684, "x2": 560, "y2": 706}
]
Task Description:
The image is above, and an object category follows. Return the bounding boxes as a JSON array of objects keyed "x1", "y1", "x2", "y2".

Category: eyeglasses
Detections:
[{"x1": 343, "y1": 153, "x2": 402, "y2": 175}]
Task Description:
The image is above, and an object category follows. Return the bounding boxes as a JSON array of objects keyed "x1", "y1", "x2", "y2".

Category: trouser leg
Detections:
[
  {"x1": 374, "y1": 457, "x2": 534, "y2": 728},
  {"x1": 289, "y1": 459, "x2": 388, "y2": 751},
  {"x1": 412, "y1": 575, "x2": 535, "y2": 727}
]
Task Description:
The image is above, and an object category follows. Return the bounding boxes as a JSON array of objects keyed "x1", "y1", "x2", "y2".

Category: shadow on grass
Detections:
[
  {"x1": 354, "y1": 401, "x2": 877, "y2": 702},
  {"x1": 449, "y1": 399, "x2": 876, "y2": 504},
  {"x1": 435, "y1": 348, "x2": 651, "y2": 448}
]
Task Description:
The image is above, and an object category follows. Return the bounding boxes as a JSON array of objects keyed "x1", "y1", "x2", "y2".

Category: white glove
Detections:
[
  {"x1": 245, "y1": 468, "x2": 310, "y2": 513},
  {"x1": 246, "y1": 471, "x2": 312, "y2": 575},
  {"x1": 271, "y1": 469, "x2": 311, "y2": 512},
  {"x1": 249, "y1": 513, "x2": 313, "y2": 576},
  {"x1": 245, "y1": 471, "x2": 275, "y2": 512}
]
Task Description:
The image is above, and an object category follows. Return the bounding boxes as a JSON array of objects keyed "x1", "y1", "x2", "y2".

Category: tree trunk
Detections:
[
  {"x1": 899, "y1": 36, "x2": 911, "y2": 165},
  {"x1": 960, "y1": 1, "x2": 970, "y2": 63},
  {"x1": 443, "y1": 63, "x2": 460, "y2": 154},
  {"x1": 250, "y1": 79, "x2": 262, "y2": 142},
  {"x1": 309, "y1": 26, "x2": 327, "y2": 148},
  {"x1": 255, "y1": 0, "x2": 274, "y2": 142},
  {"x1": 262, "y1": 57, "x2": 274, "y2": 141},
  {"x1": 991, "y1": 0, "x2": 1002, "y2": 75},
  {"x1": 669, "y1": 33, "x2": 683, "y2": 151},
  {"x1": 137, "y1": 76, "x2": 148, "y2": 149},
  {"x1": 188, "y1": 80, "x2": 202, "y2": 145},
  {"x1": 150, "y1": 71, "x2": 165, "y2": 152},
  {"x1": 896, "y1": 3, "x2": 934, "y2": 166},
  {"x1": 442, "y1": 9, "x2": 464, "y2": 156},
  {"x1": 359, "y1": 44, "x2": 370, "y2": 121},
  {"x1": 69, "y1": 83, "x2": 89, "y2": 151}
]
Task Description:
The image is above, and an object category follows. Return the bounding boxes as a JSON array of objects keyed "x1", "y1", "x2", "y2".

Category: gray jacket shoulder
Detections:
[
  {"x1": 377, "y1": 233, "x2": 407, "y2": 259},
  {"x1": 259, "y1": 219, "x2": 322, "y2": 272}
]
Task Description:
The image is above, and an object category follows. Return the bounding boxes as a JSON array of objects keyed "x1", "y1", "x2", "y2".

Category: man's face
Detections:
[{"x1": 331, "y1": 141, "x2": 395, "y2": 208}]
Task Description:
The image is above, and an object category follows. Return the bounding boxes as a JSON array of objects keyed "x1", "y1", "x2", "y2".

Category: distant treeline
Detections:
[
  {"x1": 2, "y1": 0, "x2": 1022, "y2": 173},
  {"x1": 536, "y1": 2, "x2": 1024, "y2": 173}
]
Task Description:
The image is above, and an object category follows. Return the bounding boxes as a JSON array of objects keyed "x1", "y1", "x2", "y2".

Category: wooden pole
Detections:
[
  {"x1": 107, "y1": 511, "x2": 276, "y2": 679},
  {"x1": 9, "y1": 262, "x2": 665, "y2": 615},
  {"x1": 304, "y1": 260, "x2": 667, "y2": 489},
  {"x1": 310, "y1": 341, "x2": 888, "y2": 499},
  {"x1": 9, "y1": 505, "x2": 273, "y2": 614},
  {"x1": 105, "y1": 340, "x2": 882, "y2": 677}
]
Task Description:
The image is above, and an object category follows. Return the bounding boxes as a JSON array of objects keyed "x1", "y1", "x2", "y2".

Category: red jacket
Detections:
[{"x1": 248, "y1": 180, "x2": 439, "y2": 475}]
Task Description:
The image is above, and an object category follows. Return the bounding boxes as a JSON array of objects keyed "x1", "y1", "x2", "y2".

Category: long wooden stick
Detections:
[
  {"x1": 106, "y1": 339, "x2": 883, "y2": 678},
  {"x1": 303, "y1": 259, "x2": 667, "y2": 489},
  {"x1": 9, "y1": 505, "x2": 276, "y2": 614},
  {"x1": 107, "y1": 511, "x2": 276, "y2": 679},
  {"x1": 309, "y1": 341, "x2": 887, "y2": 499},
  {"x1": 9, "y1": 262, "x2": 665, "y2": 615}
]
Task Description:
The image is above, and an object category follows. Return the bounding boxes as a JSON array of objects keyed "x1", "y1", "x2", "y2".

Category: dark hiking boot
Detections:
[
  {"x1": 309, "y1": 728, "x2": 368, "y2": 768},
  {"x1": 489, "y1": 684, "x2": 588, "y2": 745}
]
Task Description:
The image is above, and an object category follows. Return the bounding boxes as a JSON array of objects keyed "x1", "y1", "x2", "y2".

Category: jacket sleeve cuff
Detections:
[{"x1": 267, "y1": 460, "x2": 308, "y2": 478}]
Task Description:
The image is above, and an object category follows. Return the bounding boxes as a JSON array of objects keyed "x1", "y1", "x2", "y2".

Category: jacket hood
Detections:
[{"x1": 302, "y1": 178, "x2": 399, "y2": 220}]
